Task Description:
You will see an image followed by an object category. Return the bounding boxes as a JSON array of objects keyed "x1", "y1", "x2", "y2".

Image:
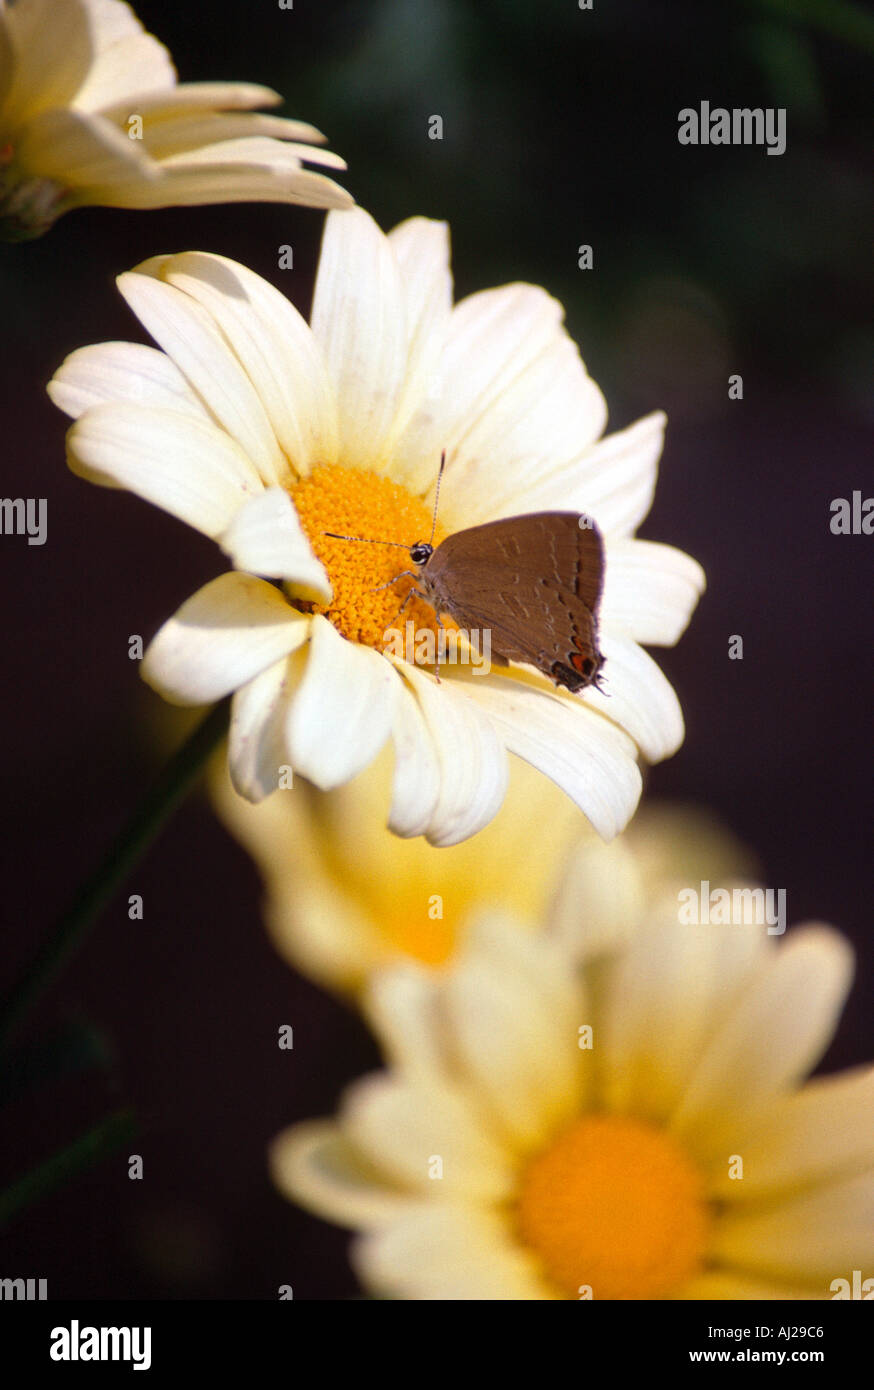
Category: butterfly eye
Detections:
[{"x1": 410, "y1": 542, "x2": 433, "y2": 566}]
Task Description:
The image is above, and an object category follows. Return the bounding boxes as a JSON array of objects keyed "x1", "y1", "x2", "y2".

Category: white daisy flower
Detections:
[
  {"x1": 0, "y1": 0, "x2": 350, "y2": 239},
  {"x1": 48, "y1": 207, "x2": 704, "y2": 846},
  {"x1": 270, "y1": 876, "x2": 869, "y2": 1300}
]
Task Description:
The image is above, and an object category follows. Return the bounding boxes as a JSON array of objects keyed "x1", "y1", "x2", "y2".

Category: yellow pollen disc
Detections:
[
  {"x1": 516, "y1": 1114, "x2": 711, "y2": 1300},
  {"x1": 290, "y1": 465, "x2": 449, "y2": 650}
]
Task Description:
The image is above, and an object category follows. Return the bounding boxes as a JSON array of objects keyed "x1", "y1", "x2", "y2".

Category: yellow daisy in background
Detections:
[
  {"x1": 49, "y1": 207, "x2": 704, "y2": 845},
  {"x1": 0, "y1": 0, "x2": 350, "y2": 239},
  {"x1": 211, "y1": 750, "x2": 751, "y2": 995},
  {"x1": 271, "y1": 835, "x2": 871, "y2": 1300}
]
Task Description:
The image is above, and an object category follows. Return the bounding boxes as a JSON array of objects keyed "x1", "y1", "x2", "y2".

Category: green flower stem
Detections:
[
  {"x1": 0, "y1": 1107, "x2": 137, "y2": 1227},
  {"x1": 0, "y1": 698, "x2": 230, "y2": 1053}
]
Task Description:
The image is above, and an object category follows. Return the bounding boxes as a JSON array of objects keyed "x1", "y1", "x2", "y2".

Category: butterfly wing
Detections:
[{"x1": 420, "y1": 512, "x2": 605, "y2": 691}]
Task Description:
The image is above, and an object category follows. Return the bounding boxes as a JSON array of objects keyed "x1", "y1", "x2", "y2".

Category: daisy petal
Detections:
[
  {"x1": 269, "y1": 1122, "x2": 411, "y2": 1230},
  {"x1": 310, "y1": 207, "x2": 409, "y2": 472},
  {"x1": 601, "y1": 539, "x2": 706, "y2": 645},
  {"x1": 117, "y1": 266, "x2": 286, "y2": 485},
  {"x1": 394, "y1": 664, "x2": 508, "y2": 848},
  {"x1": 671, "y1": 926, "x2": 854, "y2": 1156},
  {"x1": 220, "y1": 487, "x2": 330, "y2": 600},
  {"x1": 710, "y1": 1066, "x2": 874, "y2": 1202},
  {"x1": 228, "y1": 656, "x2": 298, "y2": 803},
  {"x1": 48, "y1": 341, "x2": 206, "y2": 422},
  {"x1": 713, "y1": 1169, "x2": 874, "y2": 1285},
  {"x1": 364, "y1": 968, "x2": 448, "y2": 1078},
  {"x1": 341, "y1": 1073, "x2": 515, "y2": 1200},
  {"x1": 2, "y1": 0, "x2": 93, "y2": 123},
  {"x1": 437, "y1": 285, "x2": 607, "y2": 529},
  {"x1": 147, "y1": 251, "x2": 338, "y2": 475},
  {"x1": 583, "y1": 633, "x2": 685, "y2": 762},
  {"x1": 597, "y1": 917, "x2": 773, "y2": 1123},
  {"x1": 14, "y1": 106, "x2": 153, "y2": 195},
  {"x1": 458, "y1": 672, "x2": 641, "y2": 841},
  {"x1": 445, "y1": 921, "x2": 587, "y2": 1149},
  {"x1": 385, "y1": 682, "x2": 442, "y2": 838},
  {"x1": 382, "y1": 217, "x2": 453, "y2": 493},
  {"x1": 285, "y1": 617, "x2": 397, "y2": 790},
  {"x1": 499, "y1": 410, "x2": 667, "y2": 540},
  {"x1": 353, "y1": 1203, "x2": 551, "y2": 1300},
  {"x1": 66, "y1": 403, "x2": 261, "y2": 534},
  {"x1": 143, "y1": 572, "x2": 309, "y2": 706}
]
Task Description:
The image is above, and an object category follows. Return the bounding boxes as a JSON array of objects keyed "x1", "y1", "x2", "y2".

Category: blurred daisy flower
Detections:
[
  {"x1": 48, "y1": 207, "x2": 704, "y2": 846},
  {"x1": 210, "y1": 751, "x2": 748, "y2": 995},
  {"x1": 0, "y1": 0, "x2": 350, "y2": 239},
  {"x1": 270, "y1": 841, "x2": 869, "y2": 1300}
]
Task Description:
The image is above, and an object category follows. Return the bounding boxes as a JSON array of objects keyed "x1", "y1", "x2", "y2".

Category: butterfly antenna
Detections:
[
  {"x1": 428, "y1": 450, "x2": 446, "y2": 545},
  {"x1": 322, "y1": 532, "x2": 410, "y2": 548}
]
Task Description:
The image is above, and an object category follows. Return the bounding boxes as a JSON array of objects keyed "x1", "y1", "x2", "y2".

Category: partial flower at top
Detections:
[
  {"x1": 48, "y1": 208, "x2": 704, "y2": 847},
  {"x1": 0, "y1": 0, "x2": 350, "y2": 239}
]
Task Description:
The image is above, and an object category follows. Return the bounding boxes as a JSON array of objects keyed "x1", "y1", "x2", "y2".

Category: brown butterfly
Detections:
[{"x1": 326, "y1": 453, "x2": 606, "y2": 693}]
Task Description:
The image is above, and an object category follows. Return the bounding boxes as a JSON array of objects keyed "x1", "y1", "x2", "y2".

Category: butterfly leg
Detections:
[{"x1": 370, "y1": 569, "x2": 419, "y2": 595}]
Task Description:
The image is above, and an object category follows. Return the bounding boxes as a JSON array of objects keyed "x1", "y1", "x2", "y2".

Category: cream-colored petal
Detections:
[
  {"x1": 457, "y1": 670, "x2": 641, "y2": 841},
  {"x1": 444, "y1": 916, "x2": 587, "y2": 1150},
  {"x1": 497, "y1": 411, "x2": 666, "y2": 540},
  {"x1": 97, "y1": 82, "x2": 285, "y2": 122},
  {"x1": 713, "y1": 1170, "x2": 874, "y2": 1286},
  {"x1": 385, "y1": 680, "x2": 442, "y2": 839},
  {"x1": 709, "y1": 1066, "x2": 874, "y2": 1203},
  {"x1": 310, "y1": 207, "x2": 410, "y2": 472},
  {"x1": 387, "y1": 216, "x2": 453, "y2": 349},
  {"x1": 13, "y1": 106, "x2": 155, "y2": 198},
  {"x1": 70, "y1": 0, "x2": 175, "y2": 111},
  {"x1": 431, "y1": 283, "x2": 605, "y2": 528},
  {"x1": 393, "y1": 663, "x2": 508, "y2": 847},
  {"x1": 133, "y1": 112, "x2": 342, "y2": 163},
  {"x1": 47, "y1": 341, "x2": 205, "y2": 422},
  {"x1": 546, "y1": 835, "x2": 645, "y2": 964},
  {"x1": 2, "y1": 0, "x2": 93, "y2": 124},
  {"x1": 597, "y1": 915, "x2": 773, "y2": 1124},
  {"x1": 671, "y1": 926, "x2": 855, "y2": 1158},
  {"x1": 66, "y1": 402, "x2": 261, "y2": 535},
  {"x1": 601, "y1": 539, "x2": 706, "y2": 646},
  {"x1": 142, "y1": 572, "x2": 309, "y2": 706},
  {"x1": 269, "y1": 1122, "x2": 412, "y2": 1230},
  {"x1": 284, "y1": 617, "x2": 398, "y2": 790},
  {"x1": 142, "y1": 251, "x2": 338, "y2": 476},
  {"x1": 227, "y1": 655, "x2": 300, "y2": 803},
  {"x1": 381, "y1": 216, "x2": 453, "y2": 493},
  {"x1": 584, "y1": 633, "x2": 685, "y2": 762},
  {"x1": 340, "y1": 1072, "x2": 515, "y2": 1201},
  {"x1": 364, "y1": 967, "x2": 449, "y2": 1079},
  {"x1": 117, "y1": 267, "x2": 286, "y2": 485},
  {"x1": 352, "y1": 1204, "x2": 552, "y2": 1300},
  {"x1": 220, "y1": 488, "x2": 330, "y2": 600}
]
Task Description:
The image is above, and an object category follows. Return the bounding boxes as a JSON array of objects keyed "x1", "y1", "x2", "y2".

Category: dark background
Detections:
[{"x1": 0, "y1": 0, "x2": 871, "y2": 1299}]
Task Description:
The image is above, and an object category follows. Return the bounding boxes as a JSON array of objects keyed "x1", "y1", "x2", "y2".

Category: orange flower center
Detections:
[
  {"x1": 516, "y1": 1113, "x2": 711, "y2": 1299},
  {"x1": 290, "y1": 465, "x2": 447, "y2": 649}
]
